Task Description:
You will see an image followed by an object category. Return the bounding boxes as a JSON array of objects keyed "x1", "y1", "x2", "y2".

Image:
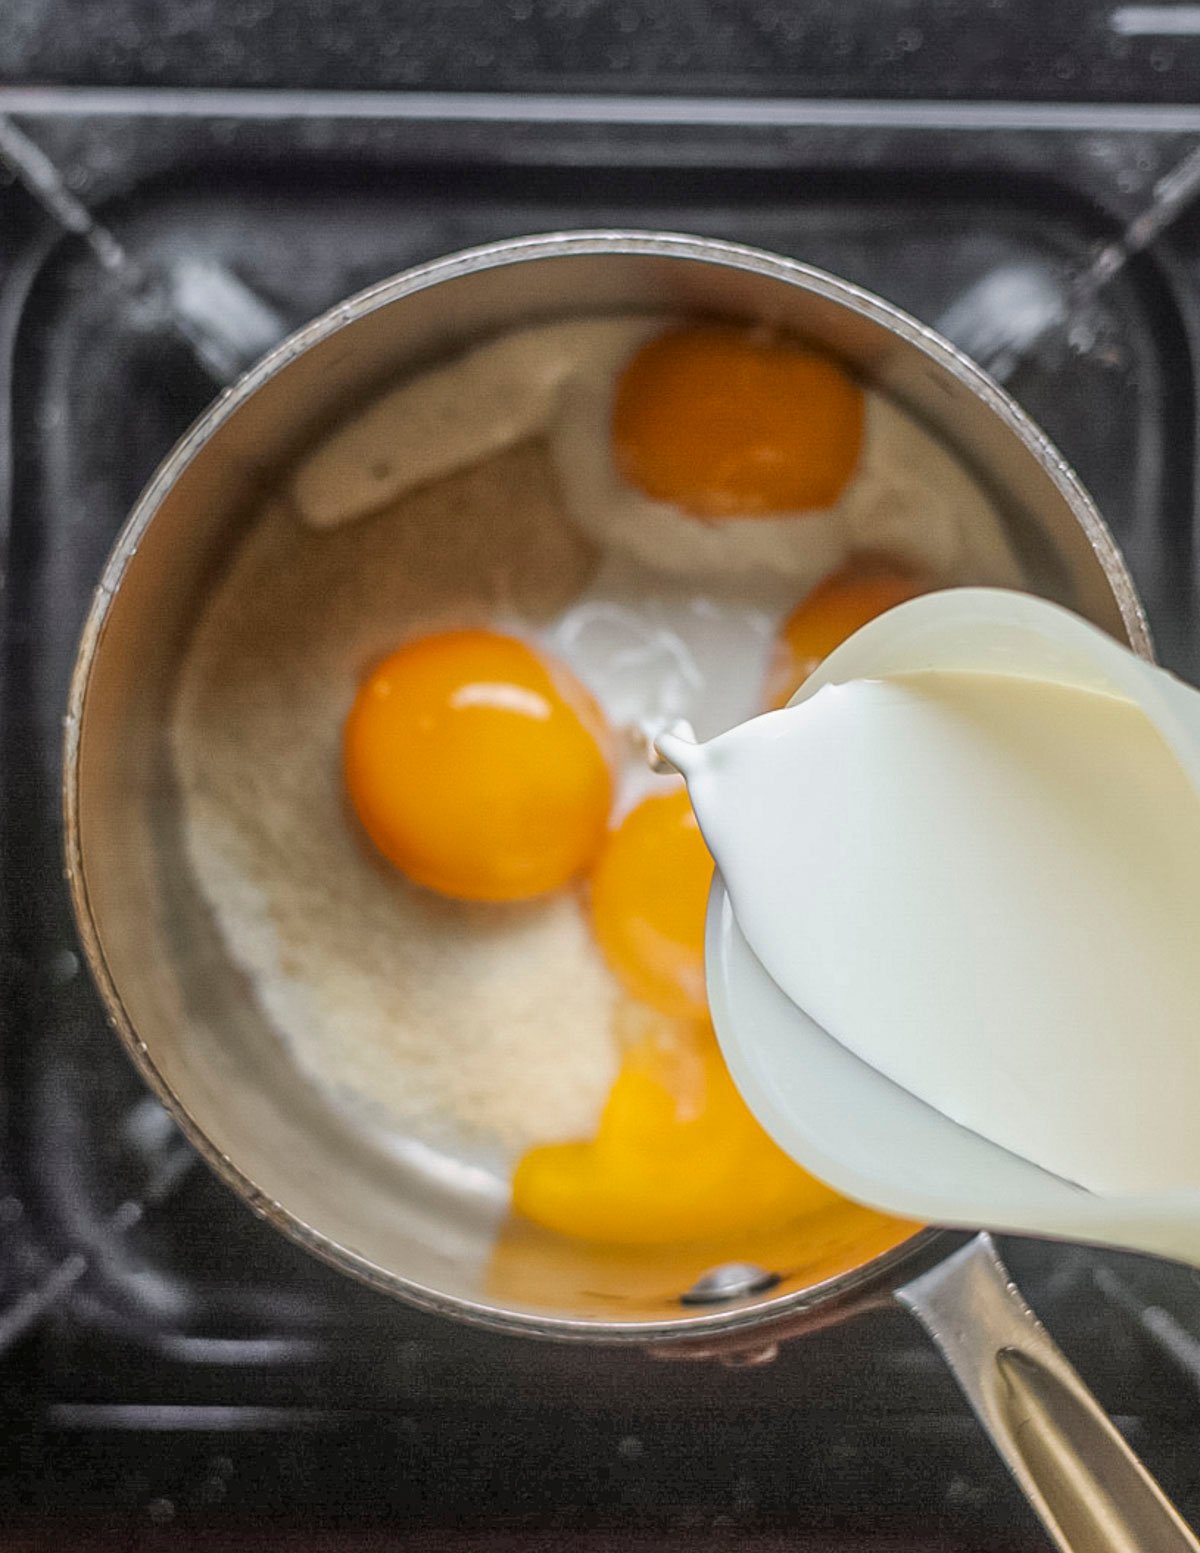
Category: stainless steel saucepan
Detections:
[{"x1": 63, "y1": 231, "x2": 1197, "y2": 1553}]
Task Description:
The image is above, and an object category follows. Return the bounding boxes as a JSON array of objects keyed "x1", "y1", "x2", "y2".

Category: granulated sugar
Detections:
[
  {"x1": 173, "y1": 442, "x2": 620, "y2": 1154},
  {"x1": 291, "y1": 316, "x2": 1020, "y2": 592},
  {"x1": 175, "y1": 321, "x2": 1024, "y2": 1164}
]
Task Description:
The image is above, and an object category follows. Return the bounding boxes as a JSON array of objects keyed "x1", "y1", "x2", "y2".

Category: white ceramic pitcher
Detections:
[{"x1": 660, "y1": 587, "x2": 1200, "y2": 1268}]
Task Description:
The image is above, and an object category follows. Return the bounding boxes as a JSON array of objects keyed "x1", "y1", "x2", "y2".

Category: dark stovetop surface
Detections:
[
  {"x1": 5, "y1": 9, "x2": 1200, "y2": 1541},
  {"x1": 3, "y1": 0, "x2": 1200, "y2": 104}
]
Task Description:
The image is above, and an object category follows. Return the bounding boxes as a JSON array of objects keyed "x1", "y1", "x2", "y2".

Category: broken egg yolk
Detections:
[
  {"x1": 612, "y1": 324, "x2": 865, "y2": 518},
  {"x1": 344, "y1": 630, "x2": 613, "y2": 902},
  {"x1": 766, "y1": 560, "x2": 930, "y2": 709},
  {"x1": 590, "y1": 787, "x2": 712, "y2": 1020},
  {"x1": 513, "y1": 1014, "x2": 838, "y2": 1245}
]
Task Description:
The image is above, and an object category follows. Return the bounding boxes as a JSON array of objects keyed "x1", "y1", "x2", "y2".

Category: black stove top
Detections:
[
  {"x1": 5, "y1": 0, "x2": 1200, "y2": 105},
  {"x1": 4, "y1": 30, "x2": 1200, "y2": 1541}
]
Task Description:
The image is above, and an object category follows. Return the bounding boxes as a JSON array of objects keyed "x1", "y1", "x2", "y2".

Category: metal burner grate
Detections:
[{"x1": 2, "y1": 91, "x2": 1200, "y2": 1534}]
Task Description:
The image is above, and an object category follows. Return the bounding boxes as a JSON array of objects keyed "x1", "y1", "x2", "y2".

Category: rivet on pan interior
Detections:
[{"x1": 681, "y1": 1262, "x2": 781, "y2": 1305}]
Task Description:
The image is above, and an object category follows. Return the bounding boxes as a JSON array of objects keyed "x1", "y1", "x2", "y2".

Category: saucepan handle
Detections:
[{"x1": 897, "y1": 1232, "x2": 1200, "y2": 1553}]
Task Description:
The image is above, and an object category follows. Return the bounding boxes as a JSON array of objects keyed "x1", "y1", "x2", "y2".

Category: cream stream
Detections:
[{"x1": 663, "y1": 670, "x2": 1200, "y2": 1197}]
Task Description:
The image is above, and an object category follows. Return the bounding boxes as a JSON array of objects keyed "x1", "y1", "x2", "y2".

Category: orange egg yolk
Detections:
[
  {"x1": 590, "y1": 787, "x2": 713, "y2": 1020},
  {"x1": 612, "y1": 324, "x2": 865, "y2": 518},
  {"x1": 766, "y1": 561, "x2": 931, "y2": 709},
  {"x1": 343, "y1": 630, "x2": 613, "y2": 902},
  {"x1": 512, "y1": 1015, "x2": 838, "y2": 1245}
]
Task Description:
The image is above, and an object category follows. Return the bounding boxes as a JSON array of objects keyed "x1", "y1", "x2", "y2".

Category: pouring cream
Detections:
[{"x1": 658, "y1": 603, "x2": 1200, "y2": 1199}]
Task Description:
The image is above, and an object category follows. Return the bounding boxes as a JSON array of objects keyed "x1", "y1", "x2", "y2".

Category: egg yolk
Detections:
[
  {"x1": 513, "y1": 1014, "x2": 838, "y2": 1245},
  {"x1": 590, "y1": 787, "x2": 713, "y2": 1020},
  {"x1": 343, "y1": 630, "x2": 613, "y2": 902},
  {"x1": 612, "y1": 324, "x2": 865, "y2": 518},
  {"x1": 766, "y1": 560, "x2": 930, "y2": 709}
]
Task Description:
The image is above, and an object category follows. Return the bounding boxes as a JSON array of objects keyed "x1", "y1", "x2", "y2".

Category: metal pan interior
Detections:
[{"x1": 64, "y1": 232, "x2": 1146, "y2": 1339}]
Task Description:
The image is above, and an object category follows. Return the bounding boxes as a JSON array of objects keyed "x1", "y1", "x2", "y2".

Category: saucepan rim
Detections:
[{"x1": 63, "y1": 229, "x2": 1149, "y2": 1344}]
